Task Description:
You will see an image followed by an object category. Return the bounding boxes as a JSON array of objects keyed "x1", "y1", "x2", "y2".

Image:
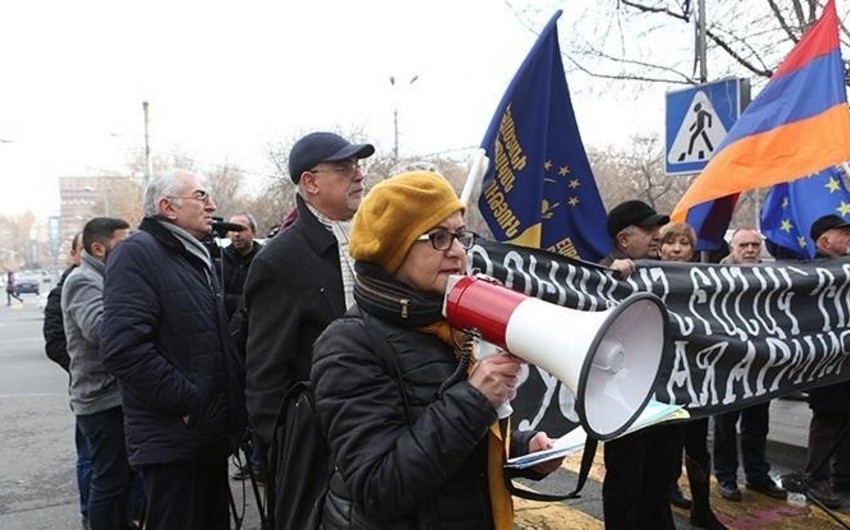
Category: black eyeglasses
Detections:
[{"x1": 416, "y1": 229, "x2": 475, "y2": 251}]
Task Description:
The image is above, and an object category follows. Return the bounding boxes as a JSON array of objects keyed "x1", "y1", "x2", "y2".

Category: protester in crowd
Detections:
[
  {"x1": 63, "y1": 217, "x2": 131, "y2": 529},
  {"x1": 713, "y1": 227, "x2": 787, "y2": 503},
  {"x1": 220, "y1": 212, "x2": 265, "y2": 482},
  {"x1": 100, "y1": 170, "x2": 246, "y2": 529},
  {"x1": 803, "y1": 214, "x2": 850, "y2": 508},
  {"x1": 599, "y1": 199, "x2": 680, "y2": 529},
  {"x1": 45, "y1": 233, "x2": 83, "y2": 371},
  {"x1": 659, "y1": 222, "x2": 727, "y2": 530},
  {"x1": 222, "y1": 213, "x2": 263, "y2": 320},
  {"x1": 243, "y1": 132, "x2": 374, "y2": 524},
  {"x1": 6, "y1": 269, "x2": 23, "y2": 305},
  {"x1": 43, "y1": 232, "x2": 93, "y2": 528},
  {"x1": 311, "y1": 170, "x2": 562, "y2": 528}
]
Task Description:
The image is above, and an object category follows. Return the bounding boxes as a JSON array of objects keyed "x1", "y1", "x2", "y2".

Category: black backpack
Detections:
[{"x1": 266, "y1": 314, "x2": 407, "y2": 530}]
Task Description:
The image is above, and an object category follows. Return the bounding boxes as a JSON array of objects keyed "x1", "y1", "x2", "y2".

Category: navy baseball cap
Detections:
[{"x1": 288, "y1": 132, "x2": 375, "y2": 184}]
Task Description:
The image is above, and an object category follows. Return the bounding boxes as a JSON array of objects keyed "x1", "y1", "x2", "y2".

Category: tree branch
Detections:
[
  {"x1": 707, "y1": 28, "x2": 774, "y2": 78},
  {"x1": 620, "y1": 0, "x2": 689, "y2": 22},
  {"x1": 565, "y1": 55, "x2": 693, "y2": 85},
  {"x1": 766, "y1": 0, "x2": 800, "y2": 43}
]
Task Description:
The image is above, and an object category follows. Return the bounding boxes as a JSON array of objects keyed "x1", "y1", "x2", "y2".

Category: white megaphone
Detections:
[{"x1": 443, "y1": 274, "x2": 670, "y2": 440}]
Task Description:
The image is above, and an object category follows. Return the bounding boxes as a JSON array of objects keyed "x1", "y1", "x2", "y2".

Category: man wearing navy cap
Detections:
[{"x1": 244, "y1": 132, "x2": 374, "y2": 527}]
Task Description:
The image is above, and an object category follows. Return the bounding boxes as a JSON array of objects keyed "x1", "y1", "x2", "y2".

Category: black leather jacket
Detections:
[{"x1": 312, "y1": 306, "x2": 535, "y2": 529}]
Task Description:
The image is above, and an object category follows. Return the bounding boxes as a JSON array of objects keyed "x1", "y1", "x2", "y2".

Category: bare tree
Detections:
[
  {"x1": 507, "y1": 0, "x2": 846, "y2": 89},
  {"x1": 590, "y1": 135, "x2": 694, "y2": 213}
]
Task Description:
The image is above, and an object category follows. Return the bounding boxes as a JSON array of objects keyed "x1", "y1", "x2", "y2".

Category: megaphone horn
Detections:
[{"x1": 443, "y1": 274, "x2": 669, "y2": 440}]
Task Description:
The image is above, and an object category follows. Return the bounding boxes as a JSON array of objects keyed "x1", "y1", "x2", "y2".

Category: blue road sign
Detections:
[{"x1": 665, "y1": 77, "x2": 749, "y2": 176}]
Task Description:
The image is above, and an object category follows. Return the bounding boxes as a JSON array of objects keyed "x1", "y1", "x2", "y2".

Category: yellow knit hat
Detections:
[{"x1": 350, "y1": 171, "x2": 465, "y2": 273}]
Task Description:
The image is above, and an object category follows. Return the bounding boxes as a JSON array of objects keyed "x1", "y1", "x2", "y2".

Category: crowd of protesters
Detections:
[{"x1": 34, "y1": 131, "x2": 850, "y2": 530}]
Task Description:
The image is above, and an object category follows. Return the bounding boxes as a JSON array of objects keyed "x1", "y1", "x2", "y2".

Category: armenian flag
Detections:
[{"x1": 671, "y1": 0, "x2": 850, "y2": 246}]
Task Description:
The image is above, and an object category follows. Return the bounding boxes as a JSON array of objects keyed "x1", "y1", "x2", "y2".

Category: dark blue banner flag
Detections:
[
  {"x1": 477, "y1": 10, "x2": 609, "y2": 262},
  {"x1": 761, "y1": 166, "x2": 850, "y2": 258}
]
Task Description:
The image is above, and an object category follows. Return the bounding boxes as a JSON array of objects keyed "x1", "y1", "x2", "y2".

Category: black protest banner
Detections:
[{"x1": 470, "y1": 239, "x2": 850, "y2": 437}]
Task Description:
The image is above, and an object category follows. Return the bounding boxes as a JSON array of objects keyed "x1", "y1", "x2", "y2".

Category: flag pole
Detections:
[{"x1": 460, "y1": 148, "x2": 489, "y2": 210}]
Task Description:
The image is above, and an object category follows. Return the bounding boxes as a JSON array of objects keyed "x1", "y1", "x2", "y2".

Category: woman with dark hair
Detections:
[
  {"x1": 660, "y1": 222, "x2": 728, "y2": 530},
  {"x1": 311, "y1": 171, "x2": 561, "y2": 529}
]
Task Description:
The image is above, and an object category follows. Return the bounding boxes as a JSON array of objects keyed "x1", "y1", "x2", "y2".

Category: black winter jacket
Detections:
[
  {"x1": 312, "y1": 306, "x2": 534, "y2": 529},
  {"x1": 43, "y1": 265, "x2": 76, "y2": 373},
  {"x1": 244, "y1": 194, "x2": 346, "y2": 445},
  {"x1": 221, "y1": 240, "x2": 262, "y2": 319},
  {"x1": 101, "y1": 218, "x2": 246, "y2": 466}
]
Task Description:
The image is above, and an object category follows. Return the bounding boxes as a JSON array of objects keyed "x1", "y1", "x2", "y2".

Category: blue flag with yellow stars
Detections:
[
  {"x1": 477, "y1": 10, "x2": 610, "y2": 262},
  {"x1": 761, "y1": 166, "x2": 850, "y2": 259}
]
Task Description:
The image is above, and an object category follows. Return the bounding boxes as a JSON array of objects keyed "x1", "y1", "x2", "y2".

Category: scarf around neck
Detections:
[{"x1": 353, "y1": 261, "x2": 514, "y2": 529}]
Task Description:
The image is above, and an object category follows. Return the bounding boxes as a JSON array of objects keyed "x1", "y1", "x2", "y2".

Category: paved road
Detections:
[{"x1": 0, "y1": 289, "x2": 848, "y2": 529}]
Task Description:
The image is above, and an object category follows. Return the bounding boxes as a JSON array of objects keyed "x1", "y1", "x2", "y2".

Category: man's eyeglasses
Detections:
[
  {"x1": 168, "y1": 190, "x2": 213, "y2": 204},
  {"x1": 308, "y1": 160, "x2": 364, "y2": 177},
  {"x1": 416, "y1": 229, "x2": 476, "y2": 251}
]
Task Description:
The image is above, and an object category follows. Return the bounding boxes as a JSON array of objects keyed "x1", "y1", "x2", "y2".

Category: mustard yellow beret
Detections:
[{"x1": 350, "y1": 171, "x2": 465, "y2": 273}]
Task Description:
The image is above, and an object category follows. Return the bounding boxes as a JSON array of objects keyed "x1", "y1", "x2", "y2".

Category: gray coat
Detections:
[{"x1": 62, "y1": 251, "x2": 121, "y2": 415}]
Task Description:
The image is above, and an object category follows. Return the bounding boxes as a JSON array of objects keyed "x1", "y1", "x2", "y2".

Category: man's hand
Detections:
[
  {"x1": 609, "y1": 258, "x2": 636, "y2": 279},
  {"x1": 527, "y1": 431, "x2": 563, "y2": 475}
]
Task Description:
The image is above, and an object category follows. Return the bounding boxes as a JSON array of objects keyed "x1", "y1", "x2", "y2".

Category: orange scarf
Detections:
[{"x1": 419, "y1": 321, "x2": 514, "y2": 530}]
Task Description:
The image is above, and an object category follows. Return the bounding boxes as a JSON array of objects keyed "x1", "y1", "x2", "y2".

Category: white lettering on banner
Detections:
[
  {"x1": 469, "y1": 241, "x2": 850, "y2": 429},
  {"x1": 751, "y1": 268, "x2": 783, "y2": 339},
  {"x1": 687, "y1": 268, "x2": 714, "y2": 336},
  {"x1": 515, "y1": 367, "x2": 562, "y2": 432},
  {"x1": 667, "y1": 341, "x2": 699, "y2": 406},
  {"x1": 814, "y1": 267, "x2": 839, "y2": 331}
]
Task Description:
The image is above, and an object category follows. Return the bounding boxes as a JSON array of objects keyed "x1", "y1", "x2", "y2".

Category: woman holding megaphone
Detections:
[{"x1": 311, "y1": 171, "x2": 561, "y2": 529}]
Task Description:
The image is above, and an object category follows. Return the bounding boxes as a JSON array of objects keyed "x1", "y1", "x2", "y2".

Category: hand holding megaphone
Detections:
[
  {"x1": 466, "y1": 342, "x2": 518, "y2": 419},
  {"x1": 443, "y1": 273, "x2": 670, "y2": 440}
]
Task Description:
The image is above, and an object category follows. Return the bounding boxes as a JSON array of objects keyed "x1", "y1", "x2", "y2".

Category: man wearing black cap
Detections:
[
  {"x1": 243, "y1": 131, "x2": 374, "y2": 526},
  {"x1": 804, "y1": 214, "x2": 850, "y2": 508},
  {"x1": 601, "y1": 199, "x2": 669, "y2": 273},
  {"x1": 811, "y1": 214, "x2": 850, "y2": 258},
  {"x1": 599, "y1": 200, "x2": 680, "y2": 529}
]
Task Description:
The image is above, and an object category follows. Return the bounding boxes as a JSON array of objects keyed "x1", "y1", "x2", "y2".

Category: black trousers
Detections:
[
  {"x1": 806, "y1": 410, "x2": 850, "y2": 486},
  {"x1": 713, "y1": 402, "x2": 770, "y2": 485},
  {"x1": 141, "y1": 459, "x2": 230, "y2": 530},
  {"x1": 603, "y1": 424, "x2": 681, "y2": 530}
]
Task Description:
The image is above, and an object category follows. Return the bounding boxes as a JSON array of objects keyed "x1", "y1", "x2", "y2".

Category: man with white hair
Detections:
[
  {"x1": 101, "y1": 170, "x2": 246, "y2": 529},
  {"x1": 713, "y1": 227, "x2": 786, "y2": 504}
]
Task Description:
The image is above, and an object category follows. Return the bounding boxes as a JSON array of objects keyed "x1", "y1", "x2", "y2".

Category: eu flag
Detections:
[
  {"x1": 761, "y1": 166, "x2": 850, "y2": 259},
  {"x1": 477, "y1": 10, "x2": 609, "y2": 262}
]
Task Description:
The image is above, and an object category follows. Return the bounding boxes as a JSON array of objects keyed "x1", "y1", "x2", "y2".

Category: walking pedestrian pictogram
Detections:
[{"x1": 668, "y1": 91, "x2": 727, "y2": 164}]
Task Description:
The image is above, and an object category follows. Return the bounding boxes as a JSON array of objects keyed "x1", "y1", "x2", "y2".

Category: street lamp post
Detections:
[{"x1": 389, "y1": 74, "x2": 419, "y2": 161}]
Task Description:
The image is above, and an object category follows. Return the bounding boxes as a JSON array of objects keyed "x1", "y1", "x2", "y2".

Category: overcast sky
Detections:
[{"x1": 0, "y1": 0, "x2": 675, "y2": 218}]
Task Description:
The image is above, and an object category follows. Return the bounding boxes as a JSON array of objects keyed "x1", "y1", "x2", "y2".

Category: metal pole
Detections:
[
  {"x1": 393, "y1": 106, "x2": 399, "y2": 161},
  {"x1": 697, "y1": 0, "x2": 708, "y2": 83},
  {"x1": 143, "y1": 101, "x2": 153, "y2": 186}
]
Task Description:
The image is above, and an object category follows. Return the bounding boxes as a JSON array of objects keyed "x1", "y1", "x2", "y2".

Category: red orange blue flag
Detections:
[{"x1": 671, "y1": 0, "x2": 850, "y2": 245}]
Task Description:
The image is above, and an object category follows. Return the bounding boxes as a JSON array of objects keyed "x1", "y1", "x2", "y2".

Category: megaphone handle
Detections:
[{"x1": 497, "y1": 401, "x2": 513, "y2": 419}]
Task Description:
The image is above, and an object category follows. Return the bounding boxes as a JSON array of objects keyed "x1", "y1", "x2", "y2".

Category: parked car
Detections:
[{"x1": 14, "y1": 274, "x2": 40, "y2": 295}]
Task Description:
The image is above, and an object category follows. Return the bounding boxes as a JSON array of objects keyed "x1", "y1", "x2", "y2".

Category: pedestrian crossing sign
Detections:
[{"x1": 665, "y1": 78, "x2": 749, "y2": 176}]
